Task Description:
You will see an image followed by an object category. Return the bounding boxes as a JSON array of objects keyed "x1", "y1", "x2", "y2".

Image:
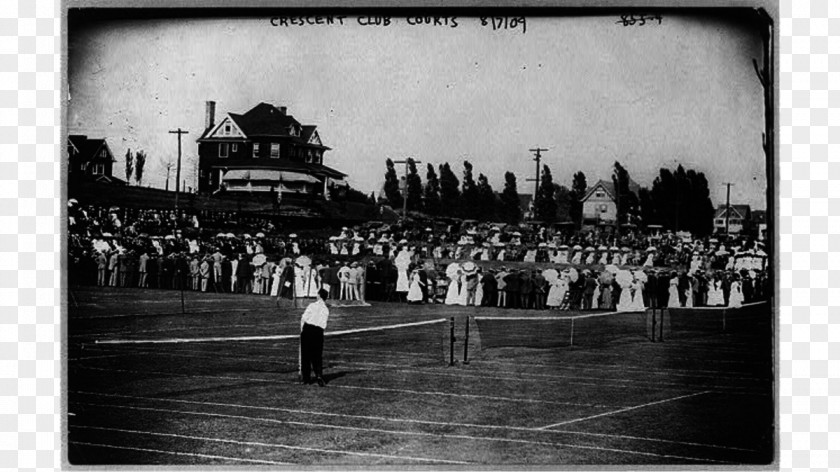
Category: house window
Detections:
[
  {"x1": 731, "y1": 218, "x2": 740, "y2": 224},
  {"x1": 100, "y1": 149, "x2": 107, "y2": 158},
  {"x1": 224, "y1": 124, "x2": 231, "y2": 135},
  {"x1": 270, "y1": 143, "x2": 280, "y2": 158},
  {"x1": 92, "y1": 163, "x2": 105, "y2": 175},
  {"x1": 252, "y1": 143, "x2": 259, "y2": 158},
  {"x1": 219, "y1": 143, "x2": 229, "y2": 158},
  {"x1": 600, "y1": 204, "x2": 607, "y2": 212},
  {"x1": 232, "y1": 144, "x2": 238, "y2": 153}
]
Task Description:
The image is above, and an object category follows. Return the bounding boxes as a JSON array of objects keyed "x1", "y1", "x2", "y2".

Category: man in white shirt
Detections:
[{"x1": 300, "y1": 289, "x2": 330, "y2": 387}]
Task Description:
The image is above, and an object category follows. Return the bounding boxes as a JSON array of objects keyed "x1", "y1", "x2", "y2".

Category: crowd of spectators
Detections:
[{"x1": 68, "y1": 200, "x2": 770, "y2": 311}]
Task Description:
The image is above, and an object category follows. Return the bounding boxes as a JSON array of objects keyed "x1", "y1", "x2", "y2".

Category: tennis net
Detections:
[
  {"x1": 662, "y1": 301, "x2": 772, "y2": 339},
  {"x1": 472, "y1": 311, "x2": 651, "y2": 351}
]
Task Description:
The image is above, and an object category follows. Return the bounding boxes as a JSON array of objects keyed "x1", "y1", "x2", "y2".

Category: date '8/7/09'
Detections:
[{"x1": 480, "y1": 16, "x2": 527, "y2": 34}]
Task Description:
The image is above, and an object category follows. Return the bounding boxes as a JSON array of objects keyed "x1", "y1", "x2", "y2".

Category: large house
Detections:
[
  {"x1": 713, "y1": 204, "x2": 752, "y2": 234},
  {"x1": 580, "y1": 179, "x2": 639, "y2": 225},
  {"x1": 196, "y1": 101, "x2": 346, "y2": 199},
  {"x1": 67, "y1": 135, "x2": 124, "y2": 185}
]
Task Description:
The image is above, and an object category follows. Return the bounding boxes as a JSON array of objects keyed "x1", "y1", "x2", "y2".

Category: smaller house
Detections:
[
  {"x1": 67, "y1": 135, "x2": 124, "y2": 185},
  {"x1": 580, "y1": 179, "x2": 639, "y2": 225},
  {"x1": 713, "y1": 204, "x2": 751, "y2": 234}
]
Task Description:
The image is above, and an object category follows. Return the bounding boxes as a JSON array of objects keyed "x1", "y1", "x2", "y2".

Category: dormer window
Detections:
[
  {"x1": 595, "y1": 191, "x2": 605, "y2": 198},
  {"x1": 100, "y1": 149, "x2": 107, "y2": 158},
  {"x1": 224, "y1": 124, "x2": 231, "y2": 135}
]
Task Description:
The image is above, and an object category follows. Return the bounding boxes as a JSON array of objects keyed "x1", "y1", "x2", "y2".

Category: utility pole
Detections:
[
  {"x1": 393, "y1": 158, "x2": 421, "y2": 222},
  {"x1": 168, "y1": 128, "x2": 189, "y2": 210},
  {"x1": 525, "y1": 147, "x2": 548, "y2": 220},
  {"x1": 723, "y1": 182, "x2": 734, "y2": 236}
]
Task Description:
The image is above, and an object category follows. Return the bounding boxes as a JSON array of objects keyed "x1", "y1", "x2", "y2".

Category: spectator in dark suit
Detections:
[
  {"x1": 235, "y1": 254, "x2": 251, "y2": 294},
  {"x1": 221, "y1": 256, "x2": 233, "y2": 293},
  {"x1": 503, "y1": 269, "x2": 520, "y2": 309},
  {"x1": 657, "y1": 270, "x2": 670, "y2": 309},
  {"x1": 480, "y1": 269, "x2": 497, "y2": 307},
  {"x1": 533, "y1": 270, "x2": 547, "y2": 310},
  {"x1": 645, "y1": 271, "x2": 658, "y2": 309},
  {"x1": 520, "y1": 271, "x2": 533, "y2": 309},
  {"x1": 583, "y1": 272, "x2": 597, "y2": 310}
]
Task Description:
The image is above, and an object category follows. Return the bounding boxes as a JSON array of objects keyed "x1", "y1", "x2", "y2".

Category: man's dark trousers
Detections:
[{"x1": 300, "y1": 323, "x2": 324, "y2": 383}]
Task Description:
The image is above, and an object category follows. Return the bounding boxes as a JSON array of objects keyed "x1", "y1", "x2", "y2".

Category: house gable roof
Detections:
[
  {"x1": 197, "y1": 103, "x2": 332, "y2": 150},
  {"x1": 581, "y1": 178, "x2": 641, "y2": 203},
  {"x1": 714, "y1": 204, "x2": 751, "y2": 220},
  {"x1": 68, "y1": 135, "x2": 114, "y2": 162}
]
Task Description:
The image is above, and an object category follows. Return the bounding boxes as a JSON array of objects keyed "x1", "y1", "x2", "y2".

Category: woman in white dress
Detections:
[
  {"x1": 707, "y1": 276, "x2": 725, "y2": 306},
  {"x1": 630, "y1": 278, "x2": 645, "y2": 311},
  {"x1": 728, "y1": 277, "x2": 743, "y2": 308},
  {"x1": 474, "y1": 273, "x2": 484, "y2": 306},
  {"x1": 546, "y1": 277, "x2": 563, "y2": 309},
  {"x1": 643, "y1": 252, "x2": 654, "y2": 267},
  {"x1": 407, "y1": 270, "x2": 425, "y2": 304},
  {"x1": 611, "y1": 252, "x2": 622, "y2": 265},
  {"x1": 457, "y1": 273, "x2": 469, "y2": 306},
  {"x1": 617, "y1": 281, "x2": 634, "y2": 312},
  {"x1": 571, "y1": 251, "x2": 582, "y2": 265},
  {"x1": 620, "y1": 252, "x2": 629, "y2": 266},
  {"x1": 667, "y1": 274, "x2": 681, "y2": 308},
  {"x1": 445, "y1": 270, "x2": 462, "y2": 305},
  {"x1": 270, "y1": 264, "x2": 282, "y2": 297},
  {"x1": 585, "y1": 251, "x2": 596, "y2": 265}
]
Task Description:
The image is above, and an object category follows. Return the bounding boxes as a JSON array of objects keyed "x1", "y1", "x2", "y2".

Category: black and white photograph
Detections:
[{"x1": 65, "y1": 3, "x2": 777, "y2": 467}]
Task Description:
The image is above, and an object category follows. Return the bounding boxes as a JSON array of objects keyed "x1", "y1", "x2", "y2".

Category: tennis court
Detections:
[{"x1": 67, "y1": 286, "x2": 774, "y2": 466}]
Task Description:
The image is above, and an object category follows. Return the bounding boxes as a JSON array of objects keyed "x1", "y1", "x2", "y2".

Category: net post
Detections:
[
  {"x1": 569, "y1": 318, "x2": 575, "y2": 347},
  {"x1": 449, "y1": 316, "x2": 456, "y2": 366},
  {"x1": 659, "y1": 308, "x2": 664, "y2": 342},
  {"x1": 463, "y1": 316, "x2": 470, "y2": 365},
  {"x1": 650, "y1": 308, "x2": 656, "y2": 342}
]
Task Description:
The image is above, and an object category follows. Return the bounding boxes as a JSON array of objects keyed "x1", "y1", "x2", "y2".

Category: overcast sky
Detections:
[{"x1": 68, "y1": 12, "x2": 768, "y2": 209}]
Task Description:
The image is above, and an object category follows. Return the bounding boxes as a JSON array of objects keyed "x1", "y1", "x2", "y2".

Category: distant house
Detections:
[
  {"x1": 196, "y1": 101, "x2": 345, "y2": 199},
  {"x1": 580, "y1": 179, "x2": 639, "y2": 225},
  {"x1": 67, "y1": 135, "x2": 124, "y2": 185},
  {"x1": 713, "y1": 204, "x2": 752, "y2": 234}
]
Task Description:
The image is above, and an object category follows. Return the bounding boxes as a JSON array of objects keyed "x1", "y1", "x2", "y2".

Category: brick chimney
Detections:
[
  {"x1": 279, "y1": 106, "x2": 287, "y2": 116},
  {"x1": 205, "y1": 101, "x2": 216, "y2": 130}
]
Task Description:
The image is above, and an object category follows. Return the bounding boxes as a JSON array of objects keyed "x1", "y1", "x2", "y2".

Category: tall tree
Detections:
[
  {"x1": 648, "y1": 165, "x2": 715, "y2": 236},
  {"x1": 423, "y1": 163, "x2": 442, "y2": 216},
  {"x1": 383, "y1": 158, "x2": 402, "y2": 209},
  {"x1": 500, "y1": 172, "x2": 522, "y2": 225},
  {"x1": 534, "y1": 165, "x2": 557, "y2": 222},
  {"x1": 554, "y1": 184, "x2": 572, "y2": 222},
  {"x1": 124, "y1": 149, "x2": 134, "y2": 185},
  {"x1": 438, "y1": 162, "x2": 460, "y2": 217},
  {"x1": 460, "y1": 161, "x2": 480, "y2": 218},
  {"x1": 570, "y1": 171, "x2": 588, "y2": 228},
  {"x1": 134, "y1": 150, "x2": 146, "y2": 186},
  {"x1": 405, "y1": 158, "x2": 423, "y2": 212},
  {"x1": 611, "y1": 161, "x2": 639, "y2": 230},
  {"x1": 476, "y1": 173, "x2": 498, "y2": 221}
]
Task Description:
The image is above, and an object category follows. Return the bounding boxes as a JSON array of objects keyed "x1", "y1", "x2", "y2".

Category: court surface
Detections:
[{"x1": 67, "y1": 286, "x2": 775, "y2": 466}]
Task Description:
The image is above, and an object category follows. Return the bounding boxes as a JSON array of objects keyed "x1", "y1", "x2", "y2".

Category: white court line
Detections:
[
  {"x1": 70, "y1": 424, "x2": 466, "y2": 464},
  {"x1": 538, "y1": 391, "x2": 712, "y2": 430},
  {"x1": 672, "y1": 301, "x2": 767, "y2": 310},
  {"x1": 70, "y1": 399, "x2": 729, "y2": 463},
  {"x1": 94, "y1": 318, "x2": 447, "y2": 345},
  {"x1": 71, "y1": 391, "x2": 758, "y2": 453},
  {"x1": 69, "y1": 440, "x2": 290, "y2": 465},
  {"x1": 74, "y1": 365, "x2": 604, "y2": 407}
]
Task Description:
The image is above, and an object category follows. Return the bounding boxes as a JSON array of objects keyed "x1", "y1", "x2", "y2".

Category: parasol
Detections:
[
  {"x1": 216, "y1": 232, "x2": 225, "y2": 238},
  {"x1": 294, "y1": 255, "x2": 311, "y2": 267},
  {"x1": 597, "y1": 245, "x2": 607, "y2": 251},
  {"x1": 289, "y1": 233, "x2": 298, "y2": 238},
  {"x1": 256, "y1": 232, "x2": 266, "y2": 238},
  {"x1": 225, "y1": 233, "x2": 235, "y2": 238},
  {"x1": 621, "y1": 246, "x2": 631, "y2": 252},
  {"x1": 633, "y1": 270, "x2": 648, "y2": 283},
  {"x1": 615, "y1": 269, "x2": 633, "y2": 287},
  {"x1": 646, "y1": 246, "x2": 657, "y2": 253},
  {"x1": 242, "y1": 233, "x2": 252, "y2": 239},
  {"x1": 599, "y1": 271, "x2": 614, "y2": 285},
  {"x1": 567, "y1": 268, "x2": 579, "y2": 283},
  {"x1": 461, "y1": 261, "x2": 477, "y2": 274},
  {"x1": 542, "y1": 268, "x2": 559, "y2": 284},
  {"x1": 572, "y1": 244, "x2": 583, "y2": 251},
  {"x1": 164, "y1": 234, "x2": 175, "y2": 240},
  {"x1": 252, "y1": 253, "x2": 267, "y2": 266},
  {"x1": 605, "y1": 264, "x2": 619, "y2": 275},
  {"x1": 445, "y1": 262, "x2": 461, "y2": 279},
  {"x1": 585, "y1": 246, "x2": 595, "y2": 252}
]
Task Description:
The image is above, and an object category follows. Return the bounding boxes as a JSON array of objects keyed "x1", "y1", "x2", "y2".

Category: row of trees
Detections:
[
  {"x1": 123, "y1": 149, "x2": 147, "y2": 186},
  {"x1": 381, "y1": 158, "x2": 717, "y2": 235}
]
